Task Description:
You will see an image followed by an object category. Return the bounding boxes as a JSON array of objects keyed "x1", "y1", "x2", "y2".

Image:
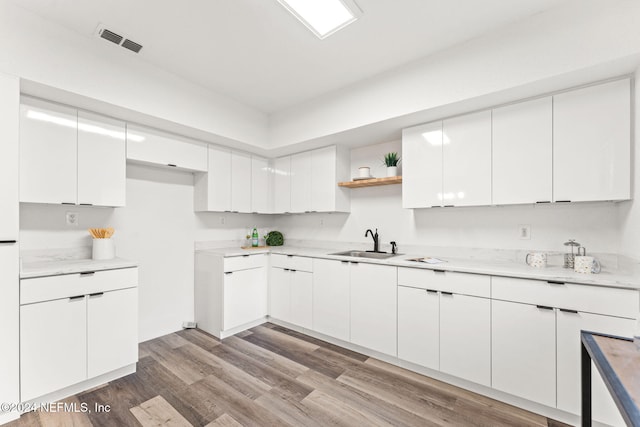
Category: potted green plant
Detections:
[{"x1": 383, "y1": 152, "x2": 400, "y2": 177}]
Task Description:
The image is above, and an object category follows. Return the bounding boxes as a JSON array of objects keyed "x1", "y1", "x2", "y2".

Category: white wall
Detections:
[
  {"x1": 275, "y1": 141, "x2": 622, "y2": 254},
  {"x1": 269, "y1": 0, "x2": 640, "y2": 147},
  {"x1": 20, "y1": 164, "x2": 274, "y2": 342},
  {"x1": 0, "y1": 2, "x2": 268, "y2": 149}
]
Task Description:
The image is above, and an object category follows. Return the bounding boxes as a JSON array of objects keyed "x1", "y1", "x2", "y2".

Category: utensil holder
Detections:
[{"x1": 93, "y1": 238, "x2": 115, "y2": 260}]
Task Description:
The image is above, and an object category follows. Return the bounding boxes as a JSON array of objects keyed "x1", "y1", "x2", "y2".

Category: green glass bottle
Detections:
[{"x1": 252, "y1": 227, "x2": 259, "y2": 247}]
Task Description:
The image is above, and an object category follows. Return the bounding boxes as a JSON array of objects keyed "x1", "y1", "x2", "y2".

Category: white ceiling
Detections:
[{"x1": 10, "y1": 0, "x2": 572, "y2": 114}]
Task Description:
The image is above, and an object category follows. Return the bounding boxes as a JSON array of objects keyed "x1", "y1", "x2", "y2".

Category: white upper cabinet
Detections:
[
  {"x1": 402, "y1": 121, "x2": 444, "y2": 208},
  {"x1": 77, "y1": 111, "x2": 126, "y2": 207},
  {"x1": 273, "y1": 156, "x2": 291, "y2": 213},
  {"x1": 126, "y1": 125, "x2": 207, "y2": 172},
  {"x1": 194, "y1": 145, "x2": 231, "y2": 212},
  {"x1": 290, "y1": 151, "x2": 312, "y2": 213},
  {"x1": 443, "y1": 110, "x2": 492, "y2": 207},
  {"x1": 20, "y1": 98, "x2": 78, "y2": 205},
  {"x1": 492, "y1": 97, "x2": 553, "y2": 205},
  {"x1": 251, "y1": 156, "x2": 271, "y2": 214},
  {"x1": 0, "y1": 73, "x2": 19, "y2": 239},
  {"x1": 311, "y1": 145, "x2": 350, "y2": 212},
  {"x1": 231, "y1": 151, "x2": 252, "y2": 213},
  {"x1": 553, "y1": 78, "x2": 631, "y2": 202}
]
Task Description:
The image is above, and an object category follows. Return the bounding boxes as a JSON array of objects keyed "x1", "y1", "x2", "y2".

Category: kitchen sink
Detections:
[{"x1": 329, "y1": 250, "x2": 401, "y2": 259}]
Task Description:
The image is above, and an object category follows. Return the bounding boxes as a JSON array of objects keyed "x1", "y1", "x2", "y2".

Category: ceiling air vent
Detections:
[{"x1": 95, "y1": 24, "x2": 143, "y2": 54}]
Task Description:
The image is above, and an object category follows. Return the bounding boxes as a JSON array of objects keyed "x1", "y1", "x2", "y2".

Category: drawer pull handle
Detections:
[
  {"x1": 536, "y1": 201, "x2": 551, "y2": 204},
  {"x1": 224, "y1": 272, "x2": 233, "y2": 275},
  {"x1": 167, "y1": 164, "x2": 177, "y2": 167},
  {"x1": 89, "y1": 292, "x2": 104, "y2": 298},
  {"x1": 427, "y1": 289, "x2": 438, "y2": 294},
  {"x1": 560, "y1": 308, "x2": 578, "y2": 314},
  {"x1": 547, "y1": 281, "x2": 565, "y2": 285},
  {"x1": 351, "y1": 261, "x2": 359, "y2": 265},
  {"x1": 341, "y1": 261, "x2": 349, "y2": 264},
  {"x1": 284, "y1": 268, "x2": 290, "y2": 271},
  {"x1": 79, "y1": 203, "x2": 93, "y2": 206},
  {"x1": 0, "y1": 240, "x2": 17, "y2": 244},
  {"x1": 80, "y1": 271, "x2": 96, "y2": 276},
  {"x1": 290, "y1": 269, "x2": 297, "y2": 272},
  {"x1": 433, "y1": 269, "x2": 446, "y2": 274},
  {"x1": 61, "y1": 202, "x2": 76, "y2": 205},
  {"x1": 441, "y1": 291, "x2": 453, "y2": 296},
  {"x1": 242, "y1": 254, "x2": 250, "y2": 257},
  {"x1": 444, "y1": 205, "x2": 455, "y2": 208},
  {"x1": 69, "y1": 295, "x2": 85, "y2": 301},
  {"x1": 556, "y1": 200, "x2": 571, "y2": 203},
  {"x1": 536, "y1": 305, "x2": 554, "y2": 311},
  {"x1": 287, "y1": 255, "x2": 294, "y2": 258}
]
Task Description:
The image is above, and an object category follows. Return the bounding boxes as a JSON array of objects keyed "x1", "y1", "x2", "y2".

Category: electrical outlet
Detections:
[
  {"x1": 518, "y1": 224, "x2": 531, "y2": 240},
  {"x1": 219, "y1": 216, "x2": 225, "y2": 225},
  {"x1": 320, "y1": 218, "x2": 324, "y2": 226},
  {"x1": 66, "y1": 211, "x2": 79, "y2": 226}
]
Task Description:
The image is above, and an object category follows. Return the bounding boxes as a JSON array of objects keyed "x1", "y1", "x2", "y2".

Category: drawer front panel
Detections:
[
  {"x1": 398, "y1": 267, "x2": 490, "y2": 298},
  {"x1": 491, "y1": 276, "x2": 638, "y2": 318},
  {"x1": 224, "y1": 254, "x2": 266, "y2": 272},
  {"x1": 21, "y1": 267, "x2": 139, "y2": 305}
]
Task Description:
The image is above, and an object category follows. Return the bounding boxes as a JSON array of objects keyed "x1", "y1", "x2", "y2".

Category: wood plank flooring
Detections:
[{"x1": 6, "y1": 323, "x2": 572, "y2": 427}]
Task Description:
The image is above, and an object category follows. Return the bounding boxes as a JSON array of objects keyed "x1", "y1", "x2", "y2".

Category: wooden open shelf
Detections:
[{"x1": 338, "y1": 176, "x2": 402, "y2": 188}]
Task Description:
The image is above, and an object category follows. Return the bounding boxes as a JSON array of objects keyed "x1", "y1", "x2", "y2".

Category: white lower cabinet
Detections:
[
  {"x1": 87, "y1": 288, "x2": 138, "y2": 378},
  {"x1": 269, "y1": 265, "x2": 313, "y2": 330},
  {"x1": 20, "y1": 269, "x2": 139, "y2": 402},
  {"x1": 312, "y1": 259, "x2": 350, "y2": 342},
  {"x1": 350, "y1": 263, "x2": 397, "y2": 356},
  {"x1": 439, "y1": 293, "x2": 491, "y2": 386},
  {"x1": 195, "y1": 253, "x2": 267, "y2": 338},
  {"x1": 557, "y1": 310, "x2": 632, "y2": 426},
  {"x1": 491, "y1": 300, "x2": 556, "y2": 407},
  {"x1": 21, "y1": 296, "x2": 88, "y2": 402},
  {"x1": 397, "y1": 286, "x2": 439, "y2": 370},
  {"x1": 224, "y1": 267, "x2": 267, "y2": 331}
]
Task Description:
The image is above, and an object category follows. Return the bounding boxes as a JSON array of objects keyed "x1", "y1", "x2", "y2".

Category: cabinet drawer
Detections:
[
  {"x1": 398, "y1": 267, "x2": 490, "y2": 298},
  {"x1": 224, "y1": 254, "x2": 266, "y2": 272},
  {"x1": 491, "y1": 276, "x2": 638, "y2": 318},
  {"x1": 21, "y1": 268, "x2": 138, "y2": 305},
  {"x1": 271, "y1": 254, "x2": 313, "y2": 272}
]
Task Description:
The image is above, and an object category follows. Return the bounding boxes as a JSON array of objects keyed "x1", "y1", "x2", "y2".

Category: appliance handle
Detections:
[{"x1": 0, "y1": 240, "x2": 17, "y2": 244}]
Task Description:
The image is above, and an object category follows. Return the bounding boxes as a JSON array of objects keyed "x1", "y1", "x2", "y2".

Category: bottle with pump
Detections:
[{"x1": 252, "y1": 227, "x2": 259, "y2": 247}]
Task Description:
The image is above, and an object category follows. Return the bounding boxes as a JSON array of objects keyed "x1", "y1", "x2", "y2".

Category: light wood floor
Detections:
[{"x1": 7, "y1": 323, "x2": 571, "y2": 427}]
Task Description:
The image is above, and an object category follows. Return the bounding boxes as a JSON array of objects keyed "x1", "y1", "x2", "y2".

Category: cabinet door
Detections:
[
  {"x1": 269, "y1": 267, "x2": 291, "y2": 323},
  {"x1": 290, "y1": 151, "x2": 312, "y2": 213},
  {"x1": 313, "y1": 259, "x2": 350, "y2": 341},
  {"x1": 202, "y1": 146, "x2": 231, "y2": 212},
  {"x1": 402, "y1": 121, "x2": 443, "y2": 208},
  {"x1": 350, "y1": 263, "x2": 397, "y2": 356},
  {"x1": 20, "y1": 98, "x2": 77, "y2": 204},
  {"x1": 21, "y1": 296, "x2": 87, "y2": 401},
  {"x1": 553, "y1": 79, "x2": 630, "y2": 202},
  {"x1": 231, "y1": 152, "x2": 252, "y2": 213},
  {"x1": 126, "y1": 126, "x2": 207, "y2": 171},
  {"x1": 443, "y1": 111, "x2": 492, "y2": 206},
  {"x1": 77, "y1": 111, "x2": 126, "y2": 207},
  {"x1": 273, "y1": 156, "x2": 291, "y2": 213},
  {"x1": 492, "y1": 97, "x2": 552, "y2": 205},
  {"x1": 251, "y1": 156, "x2": 270, "y2": 214},
  {"x1": 224, "y1": 267, "x2": 267, "y2": 331},
  {"x1": 311, "y1": 146, "x2": 336, "y2": 212},
  {"x1": 0, "y1": 74, "x2": 19, "y2": 239},
  {"x1": 557, "y1": 310, "x2": 633, "y2": 426},
  {"x1": 440, "y1": 293, "x2": 490, "y2": 386},
  {"x1": 290, "y1": 270, "x2": 313, "y2": 329},
  {"x1": 0, "y1": 244, "x2": 18, "y2": 410},
  {"x1": 492, "y1": 300, "x2": 556, "y2": 407},
  {"x1": 87, "y1": 288, "x2": 138, "y2": 378},
  {"x1": 398, "y1": 286, "x2": 439, "y2": 370}
]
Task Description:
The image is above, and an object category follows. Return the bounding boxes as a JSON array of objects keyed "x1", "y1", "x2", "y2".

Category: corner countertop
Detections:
[
  {"x1": 21, "y1": 256, "x2": 138, "y2": 279},
  {"x1": 196, "y1": 244, "x2": 640, "y2": 290}
]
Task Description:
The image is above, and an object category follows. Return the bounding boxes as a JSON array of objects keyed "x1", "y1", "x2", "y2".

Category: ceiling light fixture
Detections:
[{"x1": 276, "y1": 0, "x2": 362, "y2": 39}]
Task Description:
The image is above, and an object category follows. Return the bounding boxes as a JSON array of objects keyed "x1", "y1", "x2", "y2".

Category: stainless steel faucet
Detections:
[{"x1": 365, "y1": 228, "x2": 379, "y2": 252}]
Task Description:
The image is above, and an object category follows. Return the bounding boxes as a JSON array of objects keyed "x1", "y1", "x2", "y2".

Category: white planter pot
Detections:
[{"x1": 386, "y1": 166, "x2": 398, "y2": 177}]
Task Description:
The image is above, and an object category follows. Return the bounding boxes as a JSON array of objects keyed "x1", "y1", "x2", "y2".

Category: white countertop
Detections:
[
  {"x1": 21, "y1": 258, "x2": 138, "y2": 279},
  {"x1": 198, "y1": 244, "x2": 640, "y2": 290}
]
